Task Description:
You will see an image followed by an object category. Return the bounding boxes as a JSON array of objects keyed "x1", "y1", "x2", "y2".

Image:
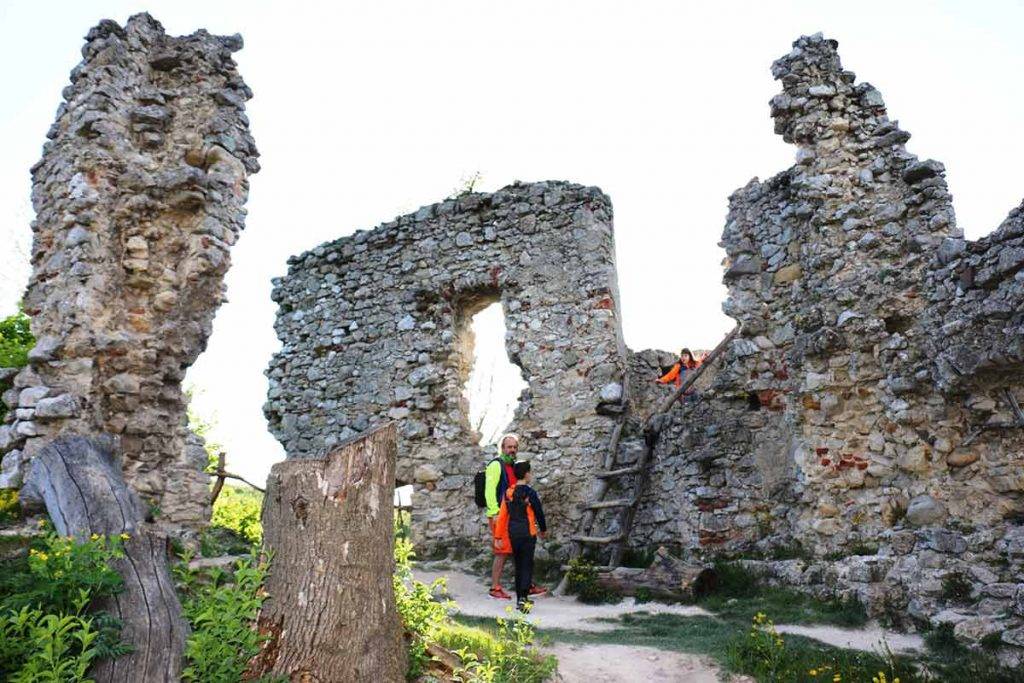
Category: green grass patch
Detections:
[{"x1": 696, "y1": 561, "x2": 868, "y2": 628}]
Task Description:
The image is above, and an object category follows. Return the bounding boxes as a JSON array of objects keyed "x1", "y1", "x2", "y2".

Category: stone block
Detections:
[{"x1": 34, "y1": 394, "x2": 79, "y2": 419}]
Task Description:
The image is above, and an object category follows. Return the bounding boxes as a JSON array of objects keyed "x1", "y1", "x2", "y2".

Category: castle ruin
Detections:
[{"x1": 267, "y1": 34, "x2": 1024, "y2": 656}]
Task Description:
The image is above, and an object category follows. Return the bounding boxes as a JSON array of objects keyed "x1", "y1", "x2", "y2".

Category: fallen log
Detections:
[
  {"x1": 594, "y1": 547, "x2": 717, "y2": 601},
  {"x1": 247, "y1": 423, "x2": 406, "y2": 681},
  {"x1": 23, "y1": 434, "x2": 188, "y2": 682}
]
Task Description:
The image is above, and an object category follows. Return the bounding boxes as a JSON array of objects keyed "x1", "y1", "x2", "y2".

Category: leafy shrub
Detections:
[
  {"x1": 393, "y1": 536, "x2": 452, "y2": 678},
  {"x1": 438, "y1": 614, "x2": 556, "y2": 682},
  {"x1": 0, "y1": 608, "x2": 101, "y2": 683},
  {"x1": 0, "y1": 528, "x2": 130, "y2": 680},
  {"x1": 565, "y1": 558, "x2": 620, "y2": 604},
  {"x1": 0, "y1": 489, "x2": 20, "y2": 524},
  {"x1": 174, "y1": 550, "x2": 270, "y2": 682},
  {"x1": 0, "y1": 310, "x2": 33, "y2": 421},
  {"x1": 210, "y1": 485, "x2": 263, "y2": 545},
  {"x1": 393, "y1": 535, "x2": 555, "y2": 681}
]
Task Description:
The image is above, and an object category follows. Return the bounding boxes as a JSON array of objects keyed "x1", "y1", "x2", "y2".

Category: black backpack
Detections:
[{"x1": 473, "y1": 458, "x2": 500, "y2": 508}]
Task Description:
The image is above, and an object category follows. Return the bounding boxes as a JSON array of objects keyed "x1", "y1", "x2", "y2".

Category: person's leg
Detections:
[
  {"x1": 491, "y1": 552, "x2": 507, "y2": 589},
  {"x1": 521, "y1": 536, "x2": 536, "y2": 603},
  {"x1": 510, "y1": 536, "x2": 527, "y2": 605}
]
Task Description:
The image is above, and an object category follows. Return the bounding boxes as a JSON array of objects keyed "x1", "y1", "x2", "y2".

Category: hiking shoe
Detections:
[
  {"x1": 528, "y1": 584, "x2": 548, "y2": 597},
  {"x1": 488, "y1": 586, "x2": 512, "y2": 600}
]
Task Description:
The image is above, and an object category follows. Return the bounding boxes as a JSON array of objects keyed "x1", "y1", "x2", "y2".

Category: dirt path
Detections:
[
  {"x1": 545, "y1": 643, "x2": 733, "y2": 683},
  {"x1": 775, "y1": 623, "x2": 923, "y2": 654},
  {"x1": 417, "y1": 567, "x2": 923, "y2": 680},
  {"x1": 415, "y1": 568, "x2": 713, "y2": 631}
]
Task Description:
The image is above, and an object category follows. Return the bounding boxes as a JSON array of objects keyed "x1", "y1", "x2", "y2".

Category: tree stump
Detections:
[
  {"x1": 594, "y1": 546, "x2": 718, "y2": 602},
  {"x1": 22, "y1": 435, "x2": 188, "y2": 682},
  {"x1": 247, "y1": 423, "x2": 406, "y2": 681}
]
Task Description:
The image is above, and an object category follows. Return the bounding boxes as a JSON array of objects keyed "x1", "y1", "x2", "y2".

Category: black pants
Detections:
[{"x1": 510, "y1": 534, "x2": 536, "y2": 604}]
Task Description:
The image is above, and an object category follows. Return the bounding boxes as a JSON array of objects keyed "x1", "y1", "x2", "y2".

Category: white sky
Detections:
[{"x1": 1, "y1": 0, "x2": 1022, "y2": 484}]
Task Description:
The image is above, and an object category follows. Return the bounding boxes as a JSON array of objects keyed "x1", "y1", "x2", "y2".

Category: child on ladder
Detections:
[{"x1": 492, "y1": 460, "x2": 547, "y2": 612}]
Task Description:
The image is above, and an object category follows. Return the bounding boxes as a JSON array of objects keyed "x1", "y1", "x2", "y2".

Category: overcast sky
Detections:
[{"x1": 2, "y1": 0, "x2": 1022, "y2": 483}]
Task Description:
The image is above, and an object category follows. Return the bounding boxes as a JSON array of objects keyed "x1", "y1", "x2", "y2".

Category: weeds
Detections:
[
  {"x1": 0, "y1": 527, "x2": 131, "y2": 680},
  {"x1": 174, "y1": 549, "x2": 270, "y2": 682},
  {"x1": 698, "y1": 561, "x2": 868, "y2": 628},
  {"x1": 941, "y1": 572, "x2": 973, "y2": 604},
  {"x1": 565, "y1": 558, "x2": 620, "y2": 605}
]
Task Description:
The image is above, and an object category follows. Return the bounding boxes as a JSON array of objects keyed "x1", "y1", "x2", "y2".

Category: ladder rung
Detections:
[
  {"x1": 584, "y1": 498, "x2": 632, "y2": 510},
  {"x1": 572, "y1": 533, "x2": 625, "y2": 544},
  {"x1": 594, "y1": 466, "x2": 640, "y2": 479}
]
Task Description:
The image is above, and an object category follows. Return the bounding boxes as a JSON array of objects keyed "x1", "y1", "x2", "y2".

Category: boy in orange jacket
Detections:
[{"x1": 492, "y1": 461, "x2": 547, "y2": 612}]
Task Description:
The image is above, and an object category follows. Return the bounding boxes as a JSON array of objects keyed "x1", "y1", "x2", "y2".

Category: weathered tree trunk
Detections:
[
  {"x1": 247, "y1": 423, "x2": 406, "y2": 682},
  {"x1": 23, "y1": 435, "x2": 188, "y2": 682},
  {"x1": 594, "y1": 547, "x2": 718, "y2": 602}
]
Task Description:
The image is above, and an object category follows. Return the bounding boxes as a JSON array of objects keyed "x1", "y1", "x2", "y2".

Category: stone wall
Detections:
[
  {"x1": 621, "y1": 34, "x2": 1024, "y2": 661},
  {"x1": 0, "y1": 14, "x2": 258, "y2": 531},
  {"x1": 265, "y1": 181, "x2": 629, "y2": 551}
]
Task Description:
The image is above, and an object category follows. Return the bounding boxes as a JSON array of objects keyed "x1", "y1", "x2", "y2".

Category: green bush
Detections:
[
  {"x1": 565, "y1": 558, "x2": 620, "y2": 605},
  {"x1": 174, "y1": 550, "x2": 270, "y2": 682},
  {"x1": 210, "y1": 486, "x2": 263, "y2": 546},
  {"x1": 0, "y1": 310, "x2": 33, "y2": 421},
  {"x1": 0, "y1": 528, "x2": 130, "y2": 681},
  {"x1": 393, "y1": 535, "x2": 555, "y2": 681},
  {"x1": 438, "y1": 616, "x2": 557, "y2": 683},
  {"x1": 393, "y1": 536, "x2": 452, "y2": 678},
  {"x1": 0, "y1": 489, "x2": 20, "y2": 524}
]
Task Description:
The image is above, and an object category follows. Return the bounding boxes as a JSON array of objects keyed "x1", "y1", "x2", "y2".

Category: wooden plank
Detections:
[
  {"x1": 583, "y1": 498, "x2": 632, "y2": 510},
  {"x1": 572, "y1": 533, "x2": 625, "y2": 544},
  {"x1": 594, "y1": 465, "x2": 640, "y2": 479}
]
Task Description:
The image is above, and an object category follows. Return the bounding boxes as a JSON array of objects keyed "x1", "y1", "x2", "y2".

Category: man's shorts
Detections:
[{"x1": 492, "y1": 532, "x2": 512, "y2": 556}]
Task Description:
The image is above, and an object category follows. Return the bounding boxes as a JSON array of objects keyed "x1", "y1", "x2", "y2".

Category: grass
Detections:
[
  {"x1": 696, "y1": 561, "x2": 868, "y2": 628},
  {"x1": 434, "y1": 619, "x2": 557, "y2": 682}
]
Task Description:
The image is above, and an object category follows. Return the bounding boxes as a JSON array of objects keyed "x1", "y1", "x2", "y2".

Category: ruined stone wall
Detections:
[
  {"x1": 624, "y1": 34, "x2": 1024, "y2": 659},
  {"x1": 0, "y1": 14, "x2": 258, "y2": 531},
  {"x1": 265, "y1": 181, "x2": 629, "y2": 551}
]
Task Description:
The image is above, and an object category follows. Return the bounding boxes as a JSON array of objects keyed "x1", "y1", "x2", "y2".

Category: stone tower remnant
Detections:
[{"x1": 0, "y1": 13, "x2": 259, "y2": 531}]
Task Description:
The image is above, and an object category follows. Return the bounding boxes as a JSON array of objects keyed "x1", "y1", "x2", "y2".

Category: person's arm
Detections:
[
  {"x1": 656, "y1": 363, "x2": 680, "y2": 384},
  {"x1": 484, "y1": 459, "x2": 502, "y2": 517},
  {"x1": 528, "y1": 488, "x2": 547, "y2": 534}
]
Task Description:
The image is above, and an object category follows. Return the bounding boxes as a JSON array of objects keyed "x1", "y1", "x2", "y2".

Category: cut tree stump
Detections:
[
  {"x1": 22, "y1": 435, "x2": 188, "y2": 683},
  {"x1": 593, "y1": 547, "x2": 717, "y2": 602},
  {"x1": 247, "y1": 423, "x2": 406, "y2": 682}
]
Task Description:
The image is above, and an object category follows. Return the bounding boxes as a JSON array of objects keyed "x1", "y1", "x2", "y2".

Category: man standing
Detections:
[
  {"x1": 485, "y1": 434, "x2": 518, "y2": 599},
  {"x1": 484, "y1": 434, "x2": 548, "y2": 599}
]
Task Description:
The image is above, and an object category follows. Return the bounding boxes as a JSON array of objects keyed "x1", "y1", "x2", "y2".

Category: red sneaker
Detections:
[
  {"x1": 528, "y1": 584, "x2": 548, "y2": 597},
  {"x1": 488, "y1": 586, "x2": 512, "y2": 600}
]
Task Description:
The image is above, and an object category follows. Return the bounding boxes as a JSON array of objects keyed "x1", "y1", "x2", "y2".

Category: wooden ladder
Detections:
[{"x1": 554, "y1": 326, "x2": 740, "y2": 592}]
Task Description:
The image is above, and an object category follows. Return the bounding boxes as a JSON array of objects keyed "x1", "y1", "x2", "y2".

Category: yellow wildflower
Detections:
[
  {"x1": 810, "y1": 670, "x2": 818, "y2": 677},
  {"x1": 90, "y1": 533, "x2": 100, "y2": 541},
  {"x1": 120, "y1": 533, "x2": 130, "y2": 541},
  {"x1": 833, "y1": 675, "x2": 841, "y2": 682}
]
